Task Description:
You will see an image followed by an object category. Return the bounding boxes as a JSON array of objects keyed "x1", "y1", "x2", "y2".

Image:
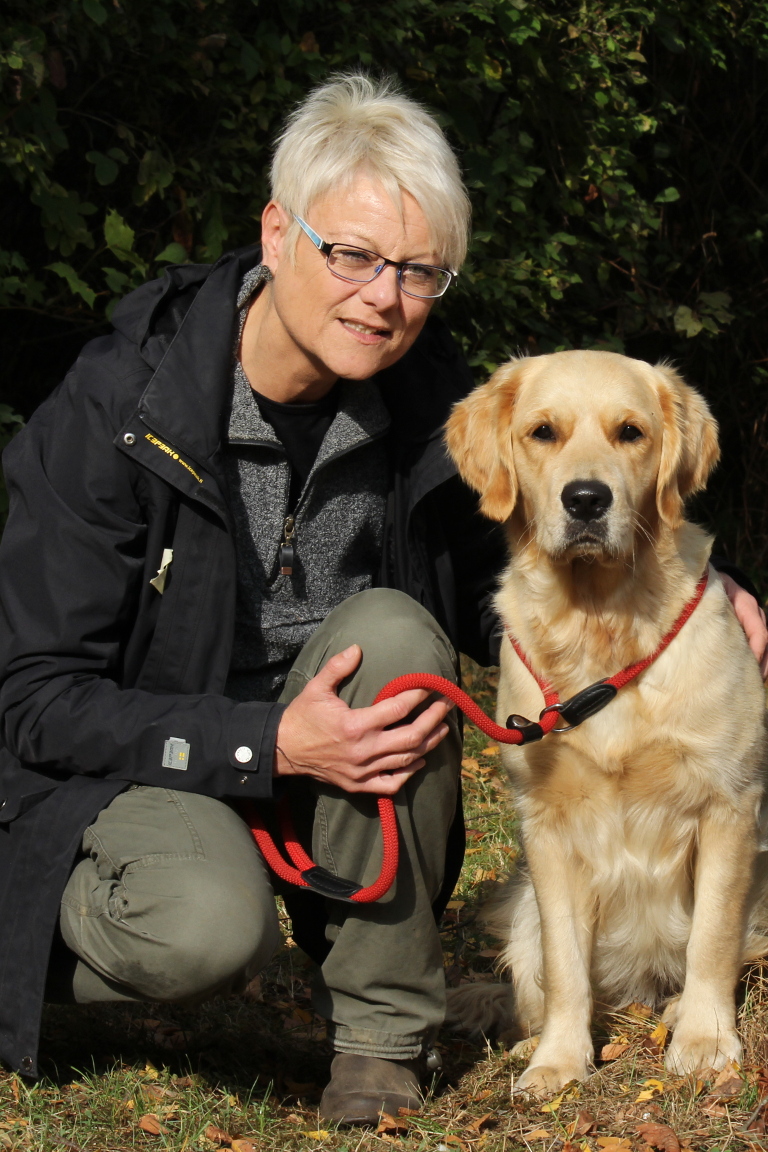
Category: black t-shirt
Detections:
[{"x1": 252, "y1": 385, "x2": 339, "y2": 510}]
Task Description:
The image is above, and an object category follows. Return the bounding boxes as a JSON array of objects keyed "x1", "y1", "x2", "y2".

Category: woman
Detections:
[{"x1": 0, "y1": 74, "x2": 495, "y2": 1124}]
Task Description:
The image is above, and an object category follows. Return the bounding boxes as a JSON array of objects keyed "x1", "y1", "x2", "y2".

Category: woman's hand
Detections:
[
  {"x1": 719, "y1": 572, "x2": 768, "y2": 679},
  {"x1": 274, "y1": 644, "x2": 454, "y2": 794}
]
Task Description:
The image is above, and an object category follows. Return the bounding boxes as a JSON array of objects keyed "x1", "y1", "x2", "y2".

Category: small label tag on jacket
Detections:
[
  {"x1": 149, "y1": 548, "x2": 174, "y2": 594},
  {"x1": 162, "y1": 737, "x2": 190, "y2": 770}
]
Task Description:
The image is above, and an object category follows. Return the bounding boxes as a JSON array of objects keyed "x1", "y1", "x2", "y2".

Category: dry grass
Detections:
[{"x1": 2, "y1": 659, "x2": 768, "y2": 1151}]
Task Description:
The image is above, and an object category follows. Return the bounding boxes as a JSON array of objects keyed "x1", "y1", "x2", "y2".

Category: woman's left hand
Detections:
[{"x1": 719, "y1": 572, "x2": 768, "y2": 679}]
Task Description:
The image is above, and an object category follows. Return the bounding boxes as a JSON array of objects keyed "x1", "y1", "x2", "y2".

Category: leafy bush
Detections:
[{"x1": 1, "y1": 0, "x2": 767, "y2": 579}]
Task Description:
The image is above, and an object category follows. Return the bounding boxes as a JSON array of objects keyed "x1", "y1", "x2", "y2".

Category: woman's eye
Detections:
[
  {"x1": 619, "y1": 424, "x2": 643, "y2": 442},
  {"x1": 531, "y1": 425, "x2": 556, "y2": 441}
]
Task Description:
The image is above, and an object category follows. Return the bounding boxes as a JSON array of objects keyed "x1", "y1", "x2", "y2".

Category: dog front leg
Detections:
[
  {"x1": 516, "y1": 834, "x2": 595, "y2": 1095},
  {"x1": 665, "y1": 802, "x2": 758, "y2": 1075}
]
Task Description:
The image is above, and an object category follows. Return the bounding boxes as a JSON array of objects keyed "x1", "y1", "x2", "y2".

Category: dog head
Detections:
[{"x1": 445, "y1": 350, "x2": 719, "y2": 562}]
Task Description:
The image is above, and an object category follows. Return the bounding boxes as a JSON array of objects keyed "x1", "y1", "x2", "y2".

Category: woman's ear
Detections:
[
  {"x1": 444, "y1": 359, "x2": 524, "y2": 522},
  {"x1": 652, "y1": 363, "x2": 720, "y2": 528}
]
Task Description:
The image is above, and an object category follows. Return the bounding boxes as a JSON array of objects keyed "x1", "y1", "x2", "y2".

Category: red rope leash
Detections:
[{"x1": 245, "y1": 569, "x2": 709, "y2": 903}]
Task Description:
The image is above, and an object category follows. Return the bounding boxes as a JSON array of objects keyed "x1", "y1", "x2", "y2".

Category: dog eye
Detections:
[
  {"x1": 619, "y1": 424, "x2": 643, "y2": 442},
  {"x1": 531, "y1": 425, "x2": 556, "y2": 441}
]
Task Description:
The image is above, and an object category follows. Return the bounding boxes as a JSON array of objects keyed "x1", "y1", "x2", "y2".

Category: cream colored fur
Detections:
[{"x1": 444, "y1": 350, "x2": 768, "y2": 1095}]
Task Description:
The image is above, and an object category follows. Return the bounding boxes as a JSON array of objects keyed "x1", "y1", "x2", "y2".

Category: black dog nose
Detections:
[{"x1": 561, "y1": 480, "x2": 613, "y2": 522}]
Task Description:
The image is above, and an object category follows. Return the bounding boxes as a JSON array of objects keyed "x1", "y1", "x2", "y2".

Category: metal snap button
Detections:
[
  {"x1": 123, "y1": 432, "x2": 136, "y2": 446},
  {"x1": 234, "y1": 746, "x2": 253, "y2": 764}
]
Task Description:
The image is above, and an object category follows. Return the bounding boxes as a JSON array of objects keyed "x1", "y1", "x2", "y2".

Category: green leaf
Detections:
[
  {"x1": 655, "y1": 187, "x2": 680, "y2": 203},
  {"x1": 82, "y1": 0, "x2": 108, "y2": 25},
  {"x1": 103, "y1": 267, "x2": 130, "y2": 293},
  {"x1": 673, "y1": 305, "x2": 703, "y2": 338},
  {"x1": 155, "y1": 242, "x2": 189, "y2": 264},
  {"x1": 45, "y1": 262, "x2": 96, "y2": 308},
  {"x1": 104, "y1": 209, "x2": 135, "y2": 254},
  {"x1": 86, "y1": 151, "x2": 119, "y2": 186}
]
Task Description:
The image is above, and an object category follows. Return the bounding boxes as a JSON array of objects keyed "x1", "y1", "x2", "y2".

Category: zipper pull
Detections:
[{"x1": 279, "y1": 515, "x2": 295, "y2": 576}]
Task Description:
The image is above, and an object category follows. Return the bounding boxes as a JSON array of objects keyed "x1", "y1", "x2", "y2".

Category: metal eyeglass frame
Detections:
[{"x1": 293, "y1": 214, "x2": 455, "y2": 299}]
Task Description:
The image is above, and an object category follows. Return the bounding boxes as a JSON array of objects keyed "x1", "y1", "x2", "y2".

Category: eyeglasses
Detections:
[{"x1": 293, "y1": 214, "x2": 455, "y2": 299}]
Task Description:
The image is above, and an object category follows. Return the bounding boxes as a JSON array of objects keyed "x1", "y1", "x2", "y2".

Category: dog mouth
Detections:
[{"x1": 556, "y1": 520, "x2": 614, "y2": 558}]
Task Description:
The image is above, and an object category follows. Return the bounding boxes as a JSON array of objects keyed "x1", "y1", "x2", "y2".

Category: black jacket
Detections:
[{"x1": 0, "y1": 247, "x2": 506, "y2": 1076}]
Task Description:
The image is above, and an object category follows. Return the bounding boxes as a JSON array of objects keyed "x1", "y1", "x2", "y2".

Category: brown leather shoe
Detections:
[{"x1": 319, "y1": 1053, "x2": 422, "y2": 1126}]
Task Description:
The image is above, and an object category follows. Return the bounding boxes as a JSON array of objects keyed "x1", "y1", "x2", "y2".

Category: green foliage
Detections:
[{"x1": 1, "y1": 0, "x2": 767, "y2": 570}]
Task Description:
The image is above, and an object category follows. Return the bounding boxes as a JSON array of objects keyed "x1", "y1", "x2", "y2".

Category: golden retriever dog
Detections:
[{"x1": 444, "y1": 350, "x2": 768, "y2": 1095}]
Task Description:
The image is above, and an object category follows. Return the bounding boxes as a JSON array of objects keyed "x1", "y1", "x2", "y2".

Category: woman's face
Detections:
[{"x1": 259, "y1": 174, "x2": 441, "y2": 386}]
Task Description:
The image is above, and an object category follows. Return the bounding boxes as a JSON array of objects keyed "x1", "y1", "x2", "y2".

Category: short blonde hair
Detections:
[{"x1": 270, "y1": 73, "x2": 470, "y2": 271}]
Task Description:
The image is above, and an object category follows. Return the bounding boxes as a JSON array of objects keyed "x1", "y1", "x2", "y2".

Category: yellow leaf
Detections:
[
  {"x1": 540, "y1": 1092, "x2": 564, "y2": 1113},
  {"x1": 303, "y1": 1132, "x2": 330, "y2": 1140},
  {"x1": 481, "y1": 745, "x2": 500, "y2": 756},
  {"x1": 526, "y1": 1129, "x2": 552, "y2": 1139},
  {"x1": 446, "y1": 900, "x2": 465, "y2": 909},
  {"x1": 649, "y1": 1021, "x2": 668, "y2": 1047},
  {"x1": 461, "y1": 758, "x2": 480, "y2": 772},
  {"x1": 635, "y1": 1078, "x2": 665, "y2": 1103}
]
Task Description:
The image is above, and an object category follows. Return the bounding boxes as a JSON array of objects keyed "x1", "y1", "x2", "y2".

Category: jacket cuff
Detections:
[
  {"x1": 226, "y1": 700, "x2": 286, "y2": 799},
  {"x1": 710, "y1": 555, "x2": 762, "y2": 604}
]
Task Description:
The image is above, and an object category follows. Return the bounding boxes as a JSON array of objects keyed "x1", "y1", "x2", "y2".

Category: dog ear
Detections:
[
  {"x1": 652, "y1": 363, "x2": 720, "y2": 528},
  {"x1": 444, "y1": 359, "x2": 523, "y2": 522}
]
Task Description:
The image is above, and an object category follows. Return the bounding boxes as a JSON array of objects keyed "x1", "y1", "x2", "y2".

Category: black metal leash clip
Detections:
[{"x1": 540, "y1": 680, "x2": 618, "y2": 733}]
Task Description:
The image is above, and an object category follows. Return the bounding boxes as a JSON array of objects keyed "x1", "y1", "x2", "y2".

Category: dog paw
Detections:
[
  {"x1": 516, "y1": 1059, "x2": 589, "y2": 1096},
  {"x1": 445, "y1": 983, "x2": 517, "y2": 1039},
  {"x1": 510, "y1": 1035, "x2": 540, "y2": 1060},
  {"x1": 665, "y1": 1030, "x2": 742, "y2": 1075}
]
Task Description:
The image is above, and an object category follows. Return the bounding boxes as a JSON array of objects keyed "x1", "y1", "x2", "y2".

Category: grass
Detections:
[{"x1": 2, "y1": 659, "x2": 768, "y2": 1151}]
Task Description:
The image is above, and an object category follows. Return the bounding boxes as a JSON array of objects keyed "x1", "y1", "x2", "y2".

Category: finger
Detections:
[
  {"x1": 746, "y1": 614, "x2": 768, "y2": 663},
  {"x1": 761, "y1": 642, "x2": 768, "y2": 682},
  {"x1": 312, "y1": 644, "x2": 363, "y2": 692},
  {"x1": 368, "y1": 701, "x2": 453, "y2": 756},
  {"x1": 354, "y1": 759, "x2": 427, "y2": 795},
  {"x1": 362, "y1": 687, "x2": 438, "y2": 727}
]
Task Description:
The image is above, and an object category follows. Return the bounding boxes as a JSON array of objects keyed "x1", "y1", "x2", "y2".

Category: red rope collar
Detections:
[{"x1": 245, "y1": 569, "x2": 709, "y2": 904}]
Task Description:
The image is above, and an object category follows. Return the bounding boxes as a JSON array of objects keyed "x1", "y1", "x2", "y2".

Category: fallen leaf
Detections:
[
  {"x1": 438, "y1": 1138, "x2": 469, "y2": 1152},
  {"x1": 623, "y1": 1001, "x2": 653, "y2": 1019},
  {"x1": 525, "y1": 1128, "x2": 552, "y2": 1140},
  {"x1": 398, "y1": 1107, "x2": 421, "y2": 1116},
  {"x1": 596, "y1": 1139, "x2": 632, "y2": 1149},
  {"x1": 461, "y1": 758, "x2": 480, "y2": 772},
  {"x1": 701, "y1": 1101, "x2": 727, "y2": 1118},
  {"x1": 204, "y1": 1125, "x2": 232, "y2": 1145},
  {"x1": 284, "y1": 1114, "x2": 304, "y2": 1124},
  {"x1": 708, "y1": 1061, "x2": 744, "y2": 1099},
  {"x1": 568, "y1": 1111, "x2": 596, "y2": 1137},
  {"x1": 172, "y1": 1076, "x2": 194, "y2": 1088},
  {"x1": 635, "y1": 1078, "x2": 665, "y2": 1103},
  {"x1": 302, "y1": 1133, "x2": 330, "y2": 1140},
  {"x1": 141, "y1": 1085, "x2": 170, "y2": 1102},
  {"x1": 649, "y1": 1021, "x2": 669, "y2": 1049},
  {"x1": 446, "y1": 900, "x2": 465, "y2": 910},
  {"x1": 377, "y1": 1112, "x2": 409, "y2": 1136},
  {"x1": 601, "y1": 1043, "x2": 630, "y2": 1061},
  {"x1": 471, "y1": 1090, "x2": 493, "y2": 1102},
  {"x1": 478, "y1": 948, "x2": 500, "y2": 958},
  {"x1": 540, "y1": 1091, "x2": 564, "y2": 1113},
  {"x1": 138, "y1": 1114, "x2": 167, "y2": 1136},
  {"x1": 466, "y1": 1113, "x2": 496, "y2": 1132},
  {"x1": 635, "y1": 1121, "x2": 681, "y2": 1152},
  {"x1": 243, "y1": 974, "x2": 262, "y2": 1001},
  {"x1": 481, "y1": 745, "x2": 500, "y2": 756},
  {"x1": 231, "y1": 1140, "x2": 258, "y2": 1152}
]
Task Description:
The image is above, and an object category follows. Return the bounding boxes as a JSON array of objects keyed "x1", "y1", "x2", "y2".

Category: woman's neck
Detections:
[{"x1": 239, "y1": 284, "x2": 338, "y2": 404}]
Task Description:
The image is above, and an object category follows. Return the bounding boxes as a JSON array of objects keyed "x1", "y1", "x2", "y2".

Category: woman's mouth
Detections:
[{"x1": 340, "y1": 319, "x2": 390, "y2": 345}]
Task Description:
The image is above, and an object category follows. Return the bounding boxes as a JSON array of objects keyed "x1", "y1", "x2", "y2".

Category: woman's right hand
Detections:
[{"x1": 273, "y1": 644, "x2": 454, "y2": 795}]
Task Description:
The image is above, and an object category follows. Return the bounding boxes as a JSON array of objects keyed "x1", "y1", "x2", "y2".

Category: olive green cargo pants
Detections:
[{"x1": 59, "y1": 589, "x2": 462, "y2": 1058}]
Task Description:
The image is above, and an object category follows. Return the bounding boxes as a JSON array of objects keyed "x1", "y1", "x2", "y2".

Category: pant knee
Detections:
[
  {"x1": 322, "y1": 589, "x2": 457, "y2": 681},
  {"x1": 63, "y1": 863, "x2": 281, "y2": 1002}
]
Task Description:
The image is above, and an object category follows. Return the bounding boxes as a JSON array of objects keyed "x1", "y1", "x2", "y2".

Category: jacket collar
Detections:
[{"x1": 135, "y1": 246, "x2": 261, "y2": 469}]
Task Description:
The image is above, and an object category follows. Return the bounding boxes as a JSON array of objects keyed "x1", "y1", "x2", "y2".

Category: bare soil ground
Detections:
[{"x1": 2, "y1": 660, "x2": 766, "y2": 1152}]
